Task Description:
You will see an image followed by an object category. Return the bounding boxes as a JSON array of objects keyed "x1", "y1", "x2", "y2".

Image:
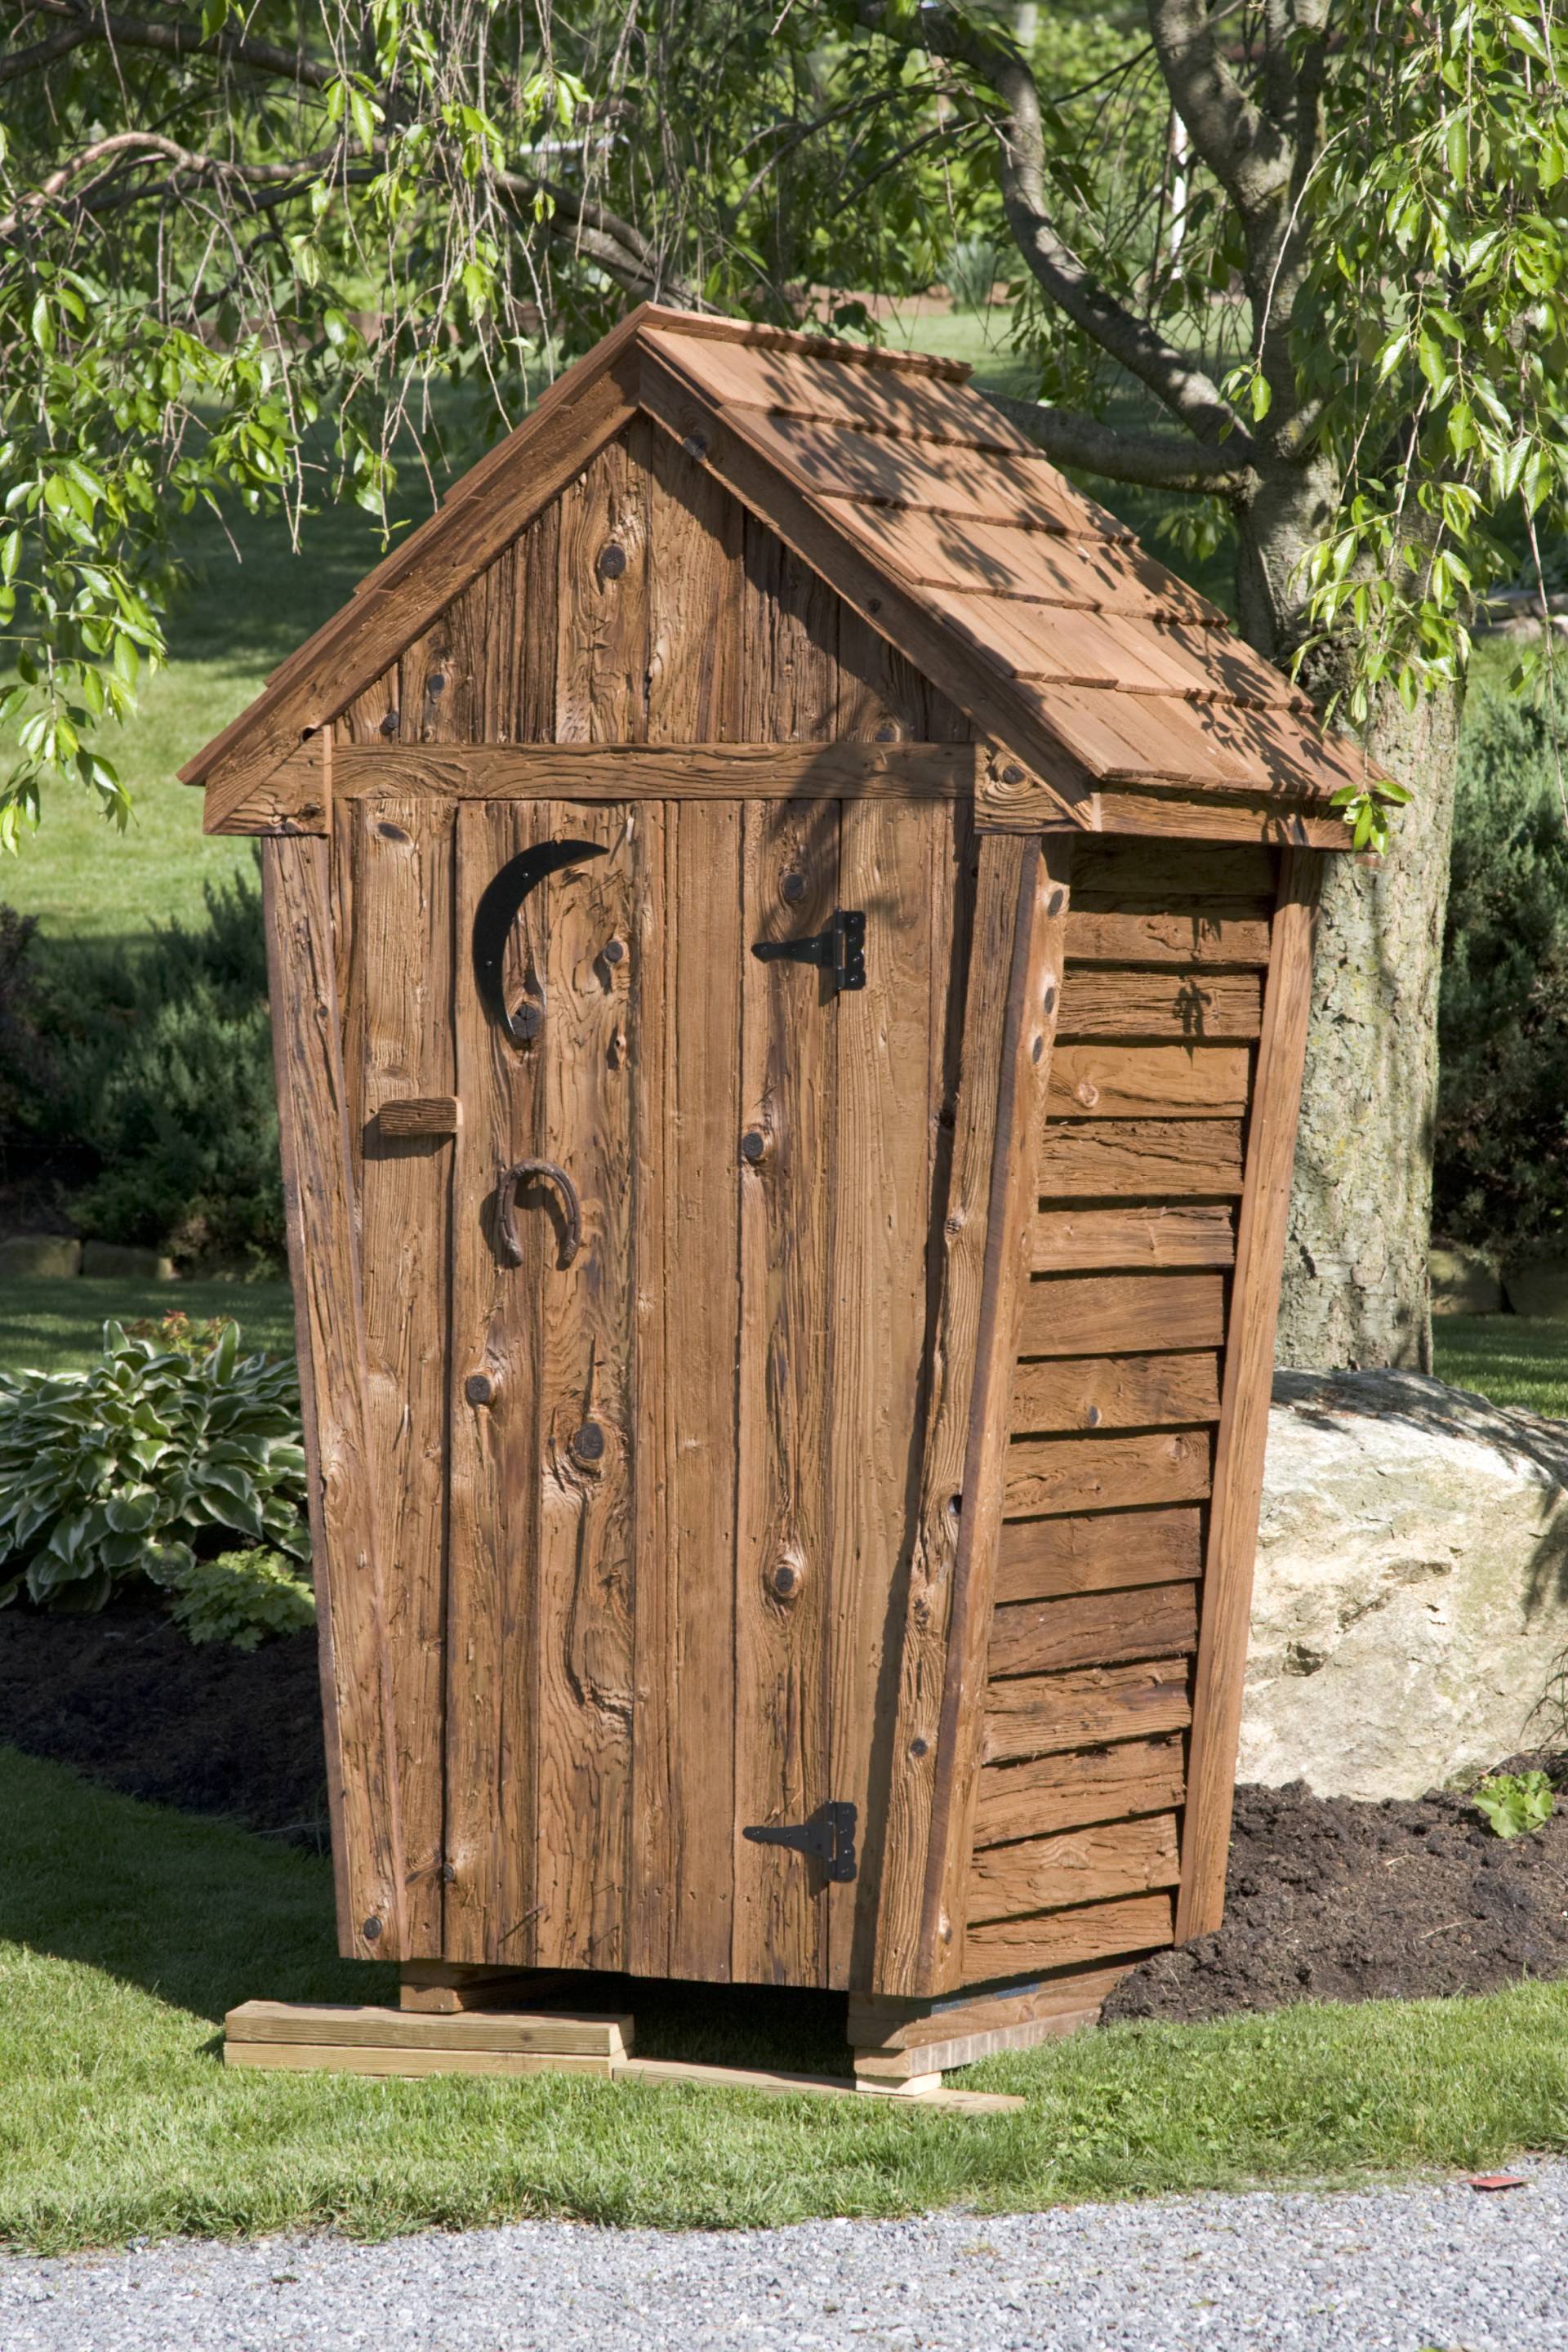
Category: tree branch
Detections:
[
  {"x1": 1144, "y1": 0, "x2": 1286, "y2": 214},
  {"x1": 20, "y1": 0, "x2": 337, "y2": 91},
  {"x1": 853, "y1": 0, "x2": 1254, "y2": 459},
  {"x1": 984, "y1": 392, "x2": 1258, "y2": 493},
  {"x1": 0, "y1": 20, "x2": 91, "y2": 82}
]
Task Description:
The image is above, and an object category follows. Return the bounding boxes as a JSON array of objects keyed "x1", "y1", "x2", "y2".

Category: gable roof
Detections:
[{"x1": 183, "y1": 305, "x2": 1376, "y2": 839}]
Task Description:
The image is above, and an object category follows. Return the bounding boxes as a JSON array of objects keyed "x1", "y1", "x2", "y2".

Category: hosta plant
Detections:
[
  {"x1": 159, "y1": 1547, "x2": 316, "y2": 1654},
  {"x1": 0, "y1": 1320, "x2": 308, "y2": 1614}
]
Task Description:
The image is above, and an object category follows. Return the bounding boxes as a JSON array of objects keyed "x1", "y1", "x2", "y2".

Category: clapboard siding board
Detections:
[
  {"x1": 1036, "y1": 1120, "x2": 1247, "y2": 1197},
  {"x1": 1057, "y1": 969, "x2": 1263, "y2": 1040},
  {"x1": 1018, "y1": 1272, "x2": 1228, "y2": 1358},
  {"x1": 1032, "y1": 1206, "x2": 1236, "y2": 1273},
  {"x1": 983, "y1": 1659, "x2": 1193, "y2": 1766},
  {"x1": 1011, "y1": 1351, "x2": 1221, "y2": 1434},
  {"x1": 1046, "y1": 1043, "x2": 1251, "y2": 1120},
  {"x1": 1004, "y1": 1429, "x2": 1213, "y2": 1518},
  {"x1": 964, "y1": 1891, "x2": 1175, "y2": 1975},
  {"x1": 968, "y1": 1814, "x2": 1182, "y2": 1923},
  {"x1": 995, "y1": 1508, "x2": 1205, "y2": 1603},
  {"x1": 1063, "y1": 904, "x2": 1275, "y2": 967},
  {"x1": 987, "y1": 1582, "x2": 1200, "y2": 1680},
  {"x1": 972, "y1": 1735, "x2": 1189, "y2": 1847}
]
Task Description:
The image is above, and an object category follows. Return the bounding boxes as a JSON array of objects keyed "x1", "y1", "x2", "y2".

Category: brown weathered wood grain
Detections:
[
  {"x1": 327, "y1": 742, "x2": 975, "y2": 802},
  {"x1": 1035, "y1": 1119, "x2": 1246, "y2": 1198},
  {"x1": 963, "y1": 1890, "x2": 1174, "y2": 1976},
  {"x1": 970, "y1": 1735, "x2": 1188, "y2": 1847},
  {"x1": 733, "y1": 794, "x2": 839, "y2": 1989},
  {"x1": 967, "y1": 1814, "x2": 1181, "y2": 1923},
  {"x1": 1011, "y1": 1351, "x2": 1221, "y2": 1434},
  {"x1": 1071, "y1": 843, "x2": 1274, "y2": 900},
  {"x1": 341, "y1": 795, "x2": 457, "y2": 1954},
  {"x1": 630, "y1": 796, "x2": 743, "y2": 1982},
  {"x1": 555, "y1": 428, "x2": 650, "y2": 744},
  {"x1": 848, "y1": 1963, "x2": 1133, "y2": 2051},
  {"x1": 1047, "y1": 1043, "x2": 1251, "y2": 1120},
  {"x1": 1177, "y1": 849, "x2": 1324, "y2": 1942},
  {"x1": 1017, "y1": 1272, "x2": 1227, "y2": 1357},
  {"x1": 995, "y1": 1507, "x2": 1205, "y2": 1603},
  {"x1": 1056, "y1": 969, "x2": 1263, "y2": 1040},
  {"x1": 446, "y1": 799, "x2": 546, "y2": 1964},
  {"x1": 872, "y1": 835, "x2": 1027, "y2": 1995},
  {"x1": 982, "y1": 1658, "x2": 1192, "y2": 1765},
  {"x1": 262, "y1": 836, "x2": 406, "y2": 1959},
  {"x1": 531, "y1": 804, "x2": 641, "y2": 1973},
  {"x1": 987, "y1": 1582, "x2": 1199, "y2": 1680},
  {"x1": 1063, "y1": 904, "x2": 1274, "y2": 968},
  {"x1": 1031, "y1": 1205, "x2": 1236, "y2": 1273},
  {"x1": 827, "y1": 792, "x2": 952, "y2": 1989},
  {"x1": 916, "y1": 836, "x2": 1075, "y2": 1992},
  {"x1": 1004, "y1": 1429, "x2": 1212, "y2": 1517}
]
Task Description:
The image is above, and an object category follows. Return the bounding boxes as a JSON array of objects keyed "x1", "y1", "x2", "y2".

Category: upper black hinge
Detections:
[
  {"x1": 751, "y1": 908, "x2": 866, "y2": 994},
  {"x1": 742, "y1": 1799, "x2": 858, "y2": 1882}
]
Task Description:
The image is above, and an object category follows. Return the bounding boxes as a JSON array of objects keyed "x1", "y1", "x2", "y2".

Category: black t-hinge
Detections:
[
  {"x1": 742, "y1": 1800, "x2": 858, "y2": 1882},
  {"x1": 751, "y1": 909, "x2": 866, "y2": 994}
]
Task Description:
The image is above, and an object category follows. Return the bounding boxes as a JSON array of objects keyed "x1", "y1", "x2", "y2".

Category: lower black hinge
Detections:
[
  {"x1": 751, "y1": 908, "x2": 866, "y2": 994},
  {"x1": 742, "y1": 1799, "x2": 858, "y2": 1882}
]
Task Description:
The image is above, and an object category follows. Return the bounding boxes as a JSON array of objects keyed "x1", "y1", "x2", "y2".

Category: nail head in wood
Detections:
[
  {"x1": 572, "y1": 1420, "x2": 607, "y2": 1464},
  {"x1": 741, "y1": 1128, "x2": 768, "y2": 1165},
  {"x1": 465, "y1": 1372, "x2": 495, "y2": 1407},
  {"x1": 599, "y1": 543, "x2": 627, "y2": 580}
]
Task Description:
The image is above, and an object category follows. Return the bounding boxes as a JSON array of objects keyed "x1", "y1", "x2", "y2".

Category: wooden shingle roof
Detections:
[{"x1": 185, "y1": 305, "x2": 1374, "y2": 843}]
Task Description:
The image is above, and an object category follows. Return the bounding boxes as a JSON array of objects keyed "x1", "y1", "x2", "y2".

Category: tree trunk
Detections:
[{"x1": 1236, "y1": 473, "x2": 1462, "y2": 1370}]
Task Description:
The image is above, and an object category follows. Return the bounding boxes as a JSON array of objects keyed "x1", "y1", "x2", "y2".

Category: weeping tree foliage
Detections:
[{"x1": 2, "y1": 0, "x2": 1566, "y2": 1365}]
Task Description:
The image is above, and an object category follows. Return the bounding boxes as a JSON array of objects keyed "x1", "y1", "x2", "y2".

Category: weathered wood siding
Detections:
[
  {"x1": 956, "y1": 838, "x2": 1286, "y2": 1983},
  {"x1": 314, "y1": 425, "x2": 975, "y2": 1983}
]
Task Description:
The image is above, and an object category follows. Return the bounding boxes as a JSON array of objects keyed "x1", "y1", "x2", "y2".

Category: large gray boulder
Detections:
[{"x1": 1241, "y1": 1370, "x2": 1568, "y2": 1800}]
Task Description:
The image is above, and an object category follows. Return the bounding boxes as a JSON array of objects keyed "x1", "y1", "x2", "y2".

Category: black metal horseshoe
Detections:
[
  {"x1": 496, "y1": 1157, "x2": 581, "y2": 1267},
  {"x1": 472, "y1": 838, "x2": 608, "y2": 1045}
]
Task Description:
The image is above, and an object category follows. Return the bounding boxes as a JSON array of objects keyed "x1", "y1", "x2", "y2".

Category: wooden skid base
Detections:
[
  {"x1": 848, "y1": 1963, "x2": 1127, "y2": 2079},
  {"x1": 222, "y1": 2002, "x2": 1021, "y2": 2112}
]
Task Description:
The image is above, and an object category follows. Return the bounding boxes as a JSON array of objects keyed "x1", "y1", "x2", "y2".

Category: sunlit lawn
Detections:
[{"x1": 3, "y1": 1743, "x2": 1566, "y2": 2255}]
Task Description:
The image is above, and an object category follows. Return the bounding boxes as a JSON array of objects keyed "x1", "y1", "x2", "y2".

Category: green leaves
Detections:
[
  {"x1": 1473, "y1": 1771, "x2": 1557, "y2": 1838},
  {"x1": 0, "y1": 1319, "x2": 309, "y2": 1615}
]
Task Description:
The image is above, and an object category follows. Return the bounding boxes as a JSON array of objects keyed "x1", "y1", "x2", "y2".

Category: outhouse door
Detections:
[{"x1": 340, "y1": 773, "x2": 968, "y2": 1989}]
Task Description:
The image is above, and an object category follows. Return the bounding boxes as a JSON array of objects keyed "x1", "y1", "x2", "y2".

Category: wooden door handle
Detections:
[{"x1": 497, "y1": 1158, "x2": 581, "y2": 1267}]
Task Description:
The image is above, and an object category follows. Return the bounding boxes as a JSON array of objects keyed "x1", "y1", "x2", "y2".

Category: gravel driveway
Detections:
[{"x1": 3, "y1": 2164, "x2": 1563, "y2": 2352}]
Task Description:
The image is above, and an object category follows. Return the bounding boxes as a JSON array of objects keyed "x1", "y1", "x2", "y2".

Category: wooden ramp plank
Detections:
[{"x1": 225, "y1": 2002, "x2": 630, "y2": 2056}]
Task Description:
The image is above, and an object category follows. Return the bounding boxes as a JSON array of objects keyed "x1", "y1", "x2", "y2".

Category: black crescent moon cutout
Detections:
[{"x1": 471, "y1": 837, "x2": 608, "y2": 1045}]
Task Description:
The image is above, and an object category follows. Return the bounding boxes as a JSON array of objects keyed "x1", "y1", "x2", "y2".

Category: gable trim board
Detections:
[{"x1": 185, "y1": 305, "x2": 1378, "y2": 849}]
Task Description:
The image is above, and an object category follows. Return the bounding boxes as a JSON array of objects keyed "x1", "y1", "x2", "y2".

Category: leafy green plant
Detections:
[
  {"x1": 1472, "y1": 1771, "x2": 1557, "y2": 1840},
  {"x1": 1436, "y1": 690, "x2": 1568, "y2": 1252},
  {"x1": 155, "y1": 1546, "x2": 315, "y2": 1653},
  {"x1": 0, "y1": 1319, "x2": 308, "y2": 1615},
  {"x1": 18, "y1": 874, "x2": 282, "y2": 1272}
]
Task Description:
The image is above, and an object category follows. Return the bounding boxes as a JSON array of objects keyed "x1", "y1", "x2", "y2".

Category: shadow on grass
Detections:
[{"x1": 0, "y1": 1746, "x2": 853, "y2": 2072}]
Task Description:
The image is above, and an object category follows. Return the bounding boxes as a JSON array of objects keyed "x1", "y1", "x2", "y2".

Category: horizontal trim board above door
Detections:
[{"x1": 331, "y1": 742, "x2": 978, "y2": 802}]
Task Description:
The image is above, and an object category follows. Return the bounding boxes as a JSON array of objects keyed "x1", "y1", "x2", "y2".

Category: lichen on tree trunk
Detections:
[
  {"x1": 1236, "y1": 474, "x2": 1462, "y2": 1373},
  {"x1": 1273, "y1": 685, "x2": 1461, "y2": 1372}
]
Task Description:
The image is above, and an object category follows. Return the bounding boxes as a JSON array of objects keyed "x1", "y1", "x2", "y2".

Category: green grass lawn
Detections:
[
  {"x1": 0, "y1": 1279, "x2": 295, "y2": 1377},
  {"x1": 2, "y1": 1741, "x2": 1566, "y2": 2254},
  {"x1": 1434, "y1": 1316, "x2": 1568, "y2": 1417}
]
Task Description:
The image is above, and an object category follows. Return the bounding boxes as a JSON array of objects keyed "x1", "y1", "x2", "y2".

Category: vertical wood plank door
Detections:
[{"x1": 336, "y1": 779, "x2": 964, "y2": 1987}]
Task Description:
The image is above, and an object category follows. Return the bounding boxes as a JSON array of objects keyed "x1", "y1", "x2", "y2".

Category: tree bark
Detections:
[
  {"x1": 1274, "y1": 685, "x2": 1460, "y2": 1370},
  {"x1": 1234, "y1": 470, "x2": 1461, "y2": 1371}
]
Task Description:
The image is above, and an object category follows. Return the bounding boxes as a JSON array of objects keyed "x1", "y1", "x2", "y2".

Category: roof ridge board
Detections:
[{"x1": 638, "y1": 303, "x2": 972, "y2": 382}]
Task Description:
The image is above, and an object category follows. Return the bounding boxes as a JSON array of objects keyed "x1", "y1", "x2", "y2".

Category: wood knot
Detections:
[
  {"x1": 599, "y1": 542, "x2": 628, "y2": 580},
  {"x1": 1075, "y1": 1079, "x2": 1100, "y2": 1107}
]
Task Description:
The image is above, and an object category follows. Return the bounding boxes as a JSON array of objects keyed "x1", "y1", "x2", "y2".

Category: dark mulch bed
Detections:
[
  {"x1": 1104, "y1": 1767, "x2": 1568, "y2": 2025},
  {"x1": 5, "y1": 1593, "x2": 1568, "y2": 2025},
  {"x1": 0, "y1": 1593, "x2": 329, "y2": 1852}
]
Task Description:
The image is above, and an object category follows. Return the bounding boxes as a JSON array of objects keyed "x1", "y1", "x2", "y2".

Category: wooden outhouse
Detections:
[{"x1": 184, "y1": 307, "x2": 1367, "y2": 2060}]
